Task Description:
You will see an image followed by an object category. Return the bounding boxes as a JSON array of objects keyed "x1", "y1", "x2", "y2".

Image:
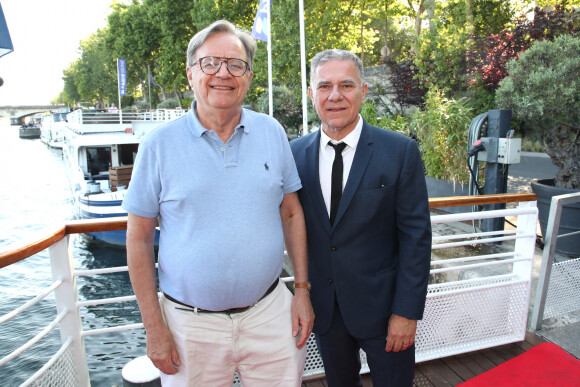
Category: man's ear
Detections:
[
  {"x1": 361, "y1": 83, "x2": 368, "y2": 102},
  {"x1": 186, "y1": 67, "x2": 194, "y2": 88},
  {"x1": 308, "y1": 86, "x2": 314, "y2": 106}
]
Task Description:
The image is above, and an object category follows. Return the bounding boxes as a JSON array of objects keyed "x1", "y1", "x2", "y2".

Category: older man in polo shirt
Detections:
[{"x1": 122, "y1": 20, "x2": 313, "y2": 386}]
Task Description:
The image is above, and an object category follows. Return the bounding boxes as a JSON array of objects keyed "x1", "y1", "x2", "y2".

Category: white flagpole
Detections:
[
  {"x1": 267, "y1": 2, "x2": 273, "y2": 117},
  {"x1": 299, "y1": 0, "x2": 308, "y2": 135}
]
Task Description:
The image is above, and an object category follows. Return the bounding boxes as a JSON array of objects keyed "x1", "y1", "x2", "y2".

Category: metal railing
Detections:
[
  {"x1": 65, "y1": 108, "x2": 187, "y2": 134},
  {"x1": 531, "y1": 192, "x2": 580, "y2": 330},
  {"x1": 0, "y1": 193, "x2": 538, "y2": 386}
]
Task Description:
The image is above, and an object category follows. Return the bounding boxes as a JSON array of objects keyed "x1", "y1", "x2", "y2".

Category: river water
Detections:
[{"x1": 0, "y1": 119, "x2": 145, "y2": 386}]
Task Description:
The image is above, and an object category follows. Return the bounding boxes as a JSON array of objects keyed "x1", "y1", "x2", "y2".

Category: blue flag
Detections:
[
  {"x1": 148, "y1": 65, "x2": 156, "y2": 88},
  {"x1": 251, "y1": 0, "x2": 270, "y2": 42},
  {"x1": 117, "y1": 58, "x2": 127, "y2": 97},
  {"x1": 0, "y1": 3, "x2": 14, "y2": 58}
]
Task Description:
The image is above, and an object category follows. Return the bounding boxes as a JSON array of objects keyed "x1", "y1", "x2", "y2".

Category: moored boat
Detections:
[
  {"x1": 18, "y1": 115, "x2": 42, "y2": 139},
  {"x1": 62, "y1": 108, "x2": 186, "y2": 246},
  {"x1": 40, "y1": 109, "x2": 69, "y2": 148}
]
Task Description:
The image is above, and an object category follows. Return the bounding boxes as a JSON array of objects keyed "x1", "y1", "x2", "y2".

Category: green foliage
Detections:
[
  {"x1": 360, "y1": 100, "x2": 379, "y2": 126},
  {"x1": 413, "y1": 23, "x2": 470, "y2": 95},
  {"x1": 257, "y1": 86, "x2": 303, "y2": 134},
  {"x1": 157, "y1": 98, "x2": 181, "y2": 109},
  {"x1": 378, "y1": 114, "x2": 412, "y2": 136},
  {"x1": 411, "y1": 88, "x2": 473, "y2": 183},
  {"x1": 73, "y1": 29, "x2": 118, "y2": 107},
  {"x1": 495, "y1": 35, "x2": 579, "y2": 129},
  {"x1": 135, "y1": 102, "x2": 151, "y2": 110},
  {"x1": 495, "y1": 34, "x2": 580, "y2": 188}
]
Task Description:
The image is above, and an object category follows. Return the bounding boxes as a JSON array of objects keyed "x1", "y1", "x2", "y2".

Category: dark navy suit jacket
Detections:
[{"x1": 290, "y1": 121, "x2": 432, "y2": 339}]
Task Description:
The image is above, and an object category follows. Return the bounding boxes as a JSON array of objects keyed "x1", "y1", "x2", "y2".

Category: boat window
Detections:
[
  {"x1": 87, "y1": 147, "x2": 111, "y2": 177},
  {"x1": 54, "y1": 113, "x2": 67, "y2": 122},
  {"x1": 119, "y1": 144, "x2": 138, "y2": 165}
]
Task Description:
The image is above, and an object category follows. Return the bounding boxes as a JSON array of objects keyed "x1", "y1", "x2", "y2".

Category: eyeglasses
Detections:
[{"x1": 192, "y1": 56, "x2": 250, "y2": 77}]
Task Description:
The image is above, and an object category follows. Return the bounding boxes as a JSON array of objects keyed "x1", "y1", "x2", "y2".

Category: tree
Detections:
[
  {"x1": 145, "y1": 0, "x2": 197, "y2": 108},
  {"x1": 73, "y1": 30, "x2": 118, "y2": 107},
  {"x1": 106, "y1": 1, "x2": 162, "y2": 104}
]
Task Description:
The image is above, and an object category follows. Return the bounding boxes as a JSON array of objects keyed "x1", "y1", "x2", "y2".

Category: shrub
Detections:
[
  {"x1": 384, "y1": 58, "x2": 427, "y2": 109},
  {"x1": 411, "y1": 88, "x2": 473, "y2": 184},
  {"x1": 157, "y1": 98, "x2": 180, "y2": 109},
  {"x1": 360, "y1": 100, "x2": 379, "y2": 126},
  {"x1": 379, "y1": 115, "x2": 412, "y2": 137},
  {"x1": 467, "y1": 6, "x2": 580, "y2": 91},
  {"x1": 135, "y1": 102, "x2": 151, "y2": 110},
  {"x1": 257, "y1": 85, "x2": 303, "y2": 134},
  {"x1": 495, "y1": 34, "x2": 580, "y2": 188}
]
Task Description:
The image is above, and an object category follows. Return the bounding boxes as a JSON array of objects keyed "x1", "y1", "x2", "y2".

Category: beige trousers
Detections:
[{"x1": 159, "y1": 281, "x2": 307, "y2": 386}]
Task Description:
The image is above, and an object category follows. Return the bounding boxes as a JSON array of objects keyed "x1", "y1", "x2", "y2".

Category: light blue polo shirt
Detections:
[{"x1": 122, "y1": 103, "x2": 301, "y2": 310}]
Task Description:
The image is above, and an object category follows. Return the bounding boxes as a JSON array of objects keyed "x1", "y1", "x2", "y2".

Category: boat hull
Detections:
[{"x1": 78, "y1": 194, "x2": 159, "y2": 247}]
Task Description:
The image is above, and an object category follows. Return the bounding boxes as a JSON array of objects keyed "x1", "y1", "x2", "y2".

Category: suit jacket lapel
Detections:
[
  {"x1": 304, "y1": 131, "x2": 332, "y2": 233},
  {"x1": 333, "y1": 122, "x2": 374, "y2": 228}
]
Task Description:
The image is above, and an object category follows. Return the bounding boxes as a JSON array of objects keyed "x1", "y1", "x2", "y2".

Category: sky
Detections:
[{"x1": 0, "y1": 0, "x2": 114, "y2": 106}]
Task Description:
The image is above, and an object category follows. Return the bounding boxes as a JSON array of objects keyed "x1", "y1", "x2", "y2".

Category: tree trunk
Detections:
[
  {"x1": 538, "y1": 123, "x2": 580, "y2": 189},
  {"x1": 413, "y1": 0, "x2": 425, "y2": 38},
  {"x1": 465, "y1": 0, "x2": 474, "y2": 35},
  {"x1": 159, "y1": 85, "x2": 167, "y2": 101},
  {"x1": 174, "y1": 88, "x2": 183, "y2": 109}
]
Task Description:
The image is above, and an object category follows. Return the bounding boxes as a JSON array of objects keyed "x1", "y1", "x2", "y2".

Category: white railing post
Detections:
[
  {"x1": 513, "y1": 200, "x2": 538, "y2": 281},
  {"x1": 49, "y1": 236, "x2": 90, "y2": 387}
]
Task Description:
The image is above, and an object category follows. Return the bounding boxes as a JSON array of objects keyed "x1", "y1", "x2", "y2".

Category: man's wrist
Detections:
[{"x1": 293, "y1": 282, "x2": 311, "y2": 291}]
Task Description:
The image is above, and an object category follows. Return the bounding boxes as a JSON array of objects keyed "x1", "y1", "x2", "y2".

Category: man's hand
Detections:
[
  {"x1": 385, "y1": 314, "x2": 417, "y2": 352},
  {"x1": 146, "y1": 323, "x2": 181, "y2": 375},
  {"x1": 291, "y1": 289, "x2": 315, "y2": 349}
]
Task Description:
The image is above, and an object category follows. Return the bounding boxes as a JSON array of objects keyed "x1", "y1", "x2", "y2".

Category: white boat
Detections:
[
  {"x1": 62, "y1": 108, "x2": 186, "y2": 246},
  {"x1": 40, "y1": 109, "x2": 69, "y2": 148}
]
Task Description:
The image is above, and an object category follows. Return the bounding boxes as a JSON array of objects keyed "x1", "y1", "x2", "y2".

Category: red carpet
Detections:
[{"x1": 459, "y1": 343, "x2": 580, "y2": 386}]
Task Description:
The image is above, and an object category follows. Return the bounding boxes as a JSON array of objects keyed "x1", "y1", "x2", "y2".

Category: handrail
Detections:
[
  {"x1": 429, "y1": 192, "x2": 536, "y2": 208},
  {"x1": 0, "y1": 193, "x2": 537, "y2": 269},
  {"x1": 0, "y1": 218, "x2": 129, "y2": 268}
]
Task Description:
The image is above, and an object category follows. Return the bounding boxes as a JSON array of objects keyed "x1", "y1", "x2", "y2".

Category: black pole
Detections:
[{"x1": 482, "y1": 109, "x2": 512, "y2": 233}]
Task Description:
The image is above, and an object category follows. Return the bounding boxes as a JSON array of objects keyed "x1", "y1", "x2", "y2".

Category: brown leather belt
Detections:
[{"x1": 164, "y1": 279, "x2": 279, "y2": 315}]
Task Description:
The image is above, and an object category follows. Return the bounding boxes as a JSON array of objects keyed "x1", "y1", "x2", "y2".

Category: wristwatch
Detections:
[{"x1": 293, "y1": 282, "x2": 311, "y2": 291}]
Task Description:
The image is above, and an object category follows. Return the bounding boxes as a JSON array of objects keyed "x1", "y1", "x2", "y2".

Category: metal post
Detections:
[
  {"x1": 531, "y1": 192, "x2": 580, "y2": 330},
  {"x1": 513, "y1": 200, "x2": 538, "y2": 339},
  {"x1": 482, "y1": 109, "x2": 511, "y2": 233},
  {"x1": 49, "y1": 236, "x2": 90, "y2": 386}
]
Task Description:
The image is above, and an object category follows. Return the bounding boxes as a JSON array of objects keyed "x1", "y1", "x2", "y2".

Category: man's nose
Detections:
[
  {"x1": 215, "y1": 61, "x2": 231, "y2": 77},
  {"x1": 328, "y1": 85, "x2": 343, "y2": 101}
]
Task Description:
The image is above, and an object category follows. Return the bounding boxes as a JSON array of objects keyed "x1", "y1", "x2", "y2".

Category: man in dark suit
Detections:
[{"x1": 290, "y1": 49, "x2": 432, "y2": 387}]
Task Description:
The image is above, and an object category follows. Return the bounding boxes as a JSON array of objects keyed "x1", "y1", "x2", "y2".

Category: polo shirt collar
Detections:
[{"x1": 188, "y1": 100, "x2": 250, "y2": 138}]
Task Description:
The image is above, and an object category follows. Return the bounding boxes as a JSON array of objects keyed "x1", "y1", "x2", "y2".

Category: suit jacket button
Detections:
[
  {"x1": 331, "y1": 247, "x2": 337, "y2": 251},
  {"x1": 328, "y1": 279, "x2": 333, "y2": 284}
]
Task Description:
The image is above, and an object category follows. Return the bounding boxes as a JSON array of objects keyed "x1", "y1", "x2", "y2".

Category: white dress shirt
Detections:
[{"x1": 319, "y1": 115, "x2": 364, "y2": 218}]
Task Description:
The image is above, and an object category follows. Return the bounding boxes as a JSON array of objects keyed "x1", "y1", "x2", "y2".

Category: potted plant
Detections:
[{"x1": 495, "y1": 34, "x2": 580, "y2": 255}]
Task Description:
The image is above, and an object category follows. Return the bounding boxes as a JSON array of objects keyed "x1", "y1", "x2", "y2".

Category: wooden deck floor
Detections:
[{"x1": 303, "y1": 331, "x2": 546, "y2": 387}]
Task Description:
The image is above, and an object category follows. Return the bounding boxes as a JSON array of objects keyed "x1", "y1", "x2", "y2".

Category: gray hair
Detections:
[
  {"x1": 186, "y1": 20, "x2": 257, "y2": 70},
  {"x1": 310, "y1": 49, "x2": 365, "y2": 85}
]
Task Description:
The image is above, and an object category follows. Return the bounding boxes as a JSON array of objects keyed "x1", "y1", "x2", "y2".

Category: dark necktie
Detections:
[{"x1": 328, "y1": 141, "x2": 347, "y2": 226}]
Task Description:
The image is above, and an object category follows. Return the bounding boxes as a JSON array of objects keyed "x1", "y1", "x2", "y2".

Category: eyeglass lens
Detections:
[{"x1": 198, "y1": 57, "x2": 248, "y2": 76}]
